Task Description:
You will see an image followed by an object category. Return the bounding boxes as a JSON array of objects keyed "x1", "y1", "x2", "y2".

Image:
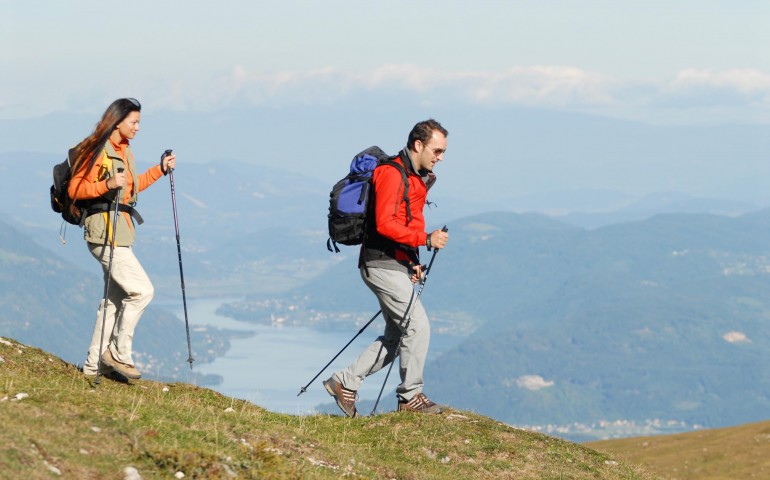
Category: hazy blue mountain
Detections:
[
  {"x1": 425, "y1": 211, "x2": 770, "y2": 438},
  {"x1": 557, "y1": 191, "x2": 760, "y2": 229},
  {"x1": 2, "y1": 104, "x2": 769, "y2": 209},
  {"x1": 223, "y1": 210, "x2": 770, "y2": 439},
  {"x1": 5, "y1": 146, "x2": 756, "y2": 307},
  {"x1": 0, "y1": 152, "x2": 335, "y2": 297},
  {"x1": 0, "y1": 219, "x2": 243, "y2": 383},
  {"x1": 4, "y1": 143, "x2": 770, "y2": 440},
  {"x1": 505, "y1": 189, "x2": 758, "y2": 230}
]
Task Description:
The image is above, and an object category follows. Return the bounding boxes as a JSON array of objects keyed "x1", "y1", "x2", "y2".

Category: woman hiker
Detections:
[{"x1": 68, "y1": 97, "x2": 176, "y2": 379}]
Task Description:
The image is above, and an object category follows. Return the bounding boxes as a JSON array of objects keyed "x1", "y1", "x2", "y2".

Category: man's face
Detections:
[{"x1": 413, "y1": 130, "x2": 447, "y2": 172}]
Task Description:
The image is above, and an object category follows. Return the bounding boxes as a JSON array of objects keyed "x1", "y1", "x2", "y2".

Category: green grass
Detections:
[{"x1": 0, "y1": 337, "x2": 652, "y2": 479}]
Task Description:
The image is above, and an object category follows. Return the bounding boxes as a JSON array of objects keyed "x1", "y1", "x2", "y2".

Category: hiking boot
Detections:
[
  {"x1": 84, "y1": 368, "x2": 129, "y2": 384},
  {"x1": 100, "y1": 349, "x2": 141, "y2": 380},
  {"x1": 398, "y1": 393, "x2": 443, "y2": 414},
  {"x1": 323, "y1": 378, "x2": 358, "y2": 418},
  {"x1": 81, "y1": 364, "x2": 114, "y2": 377}
]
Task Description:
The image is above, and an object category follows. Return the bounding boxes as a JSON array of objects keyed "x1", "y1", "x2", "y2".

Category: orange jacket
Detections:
[{"x1": 68, "y1": 138, "x2": 163, "y2": 246}]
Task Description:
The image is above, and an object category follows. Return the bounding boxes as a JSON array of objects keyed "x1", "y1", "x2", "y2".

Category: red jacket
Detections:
[{"x1": 362, "y1": 150, "x2": 434, "y2": 269}]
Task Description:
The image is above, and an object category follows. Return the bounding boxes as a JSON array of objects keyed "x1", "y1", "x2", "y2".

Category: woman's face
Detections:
[{"x1": 115, "y1": 111, "x2": 141, "y2": 140}]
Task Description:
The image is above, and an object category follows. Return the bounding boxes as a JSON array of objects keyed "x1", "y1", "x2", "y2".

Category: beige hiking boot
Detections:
[{"x1": 100, "y1": 349, "x2": 141, "y2": 380}]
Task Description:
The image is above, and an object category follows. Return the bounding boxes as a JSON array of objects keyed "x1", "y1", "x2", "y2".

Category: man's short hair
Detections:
[{"x1": 407, "y1": 119, "x2": 448, "y2": 151}]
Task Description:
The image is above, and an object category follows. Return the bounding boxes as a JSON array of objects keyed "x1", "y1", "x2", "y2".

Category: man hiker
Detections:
[{"x1": 324, "y1": 119, "x2": 449, "y2": 417}]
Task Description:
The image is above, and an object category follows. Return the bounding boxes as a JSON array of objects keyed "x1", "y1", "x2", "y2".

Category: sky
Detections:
[{"x1": 1, "y1": 0, "x2": 769, "y2": 125}]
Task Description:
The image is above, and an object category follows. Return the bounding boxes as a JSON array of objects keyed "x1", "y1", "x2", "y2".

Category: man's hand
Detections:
[
  {"x1": 410, "y1": 264, "x2": 426, "y2": 284},
  {"x1": 429, "y1": 229, "x2": 448, "y2": 249}
]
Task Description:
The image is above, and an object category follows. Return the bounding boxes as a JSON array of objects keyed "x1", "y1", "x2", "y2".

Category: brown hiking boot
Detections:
[
  {"x1": 323, "y1": 378, "x2": 358, "y2": 418},
  {"x1": 398, "y1": 393, "x2": 443, "y2": 414},
  {"x1": 100, "y1": 349, "x2": 141, "y2": 380}
]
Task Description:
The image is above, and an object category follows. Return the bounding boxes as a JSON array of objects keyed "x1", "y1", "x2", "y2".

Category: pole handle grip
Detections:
[
  {"x1": 162, "y1": 149, "x2": 174, "y2": 173},
  {"x1": 112, "y1": 168, "x2": 125, "y2": 199}
]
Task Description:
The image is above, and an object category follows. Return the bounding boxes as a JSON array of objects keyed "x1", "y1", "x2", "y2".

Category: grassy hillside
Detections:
[
  {"x1": 587, "y1": 420, "x2": 770, "y2": 479},
  {"x1": 0, "y1": 337, "x2": 651, "y2": 479}
]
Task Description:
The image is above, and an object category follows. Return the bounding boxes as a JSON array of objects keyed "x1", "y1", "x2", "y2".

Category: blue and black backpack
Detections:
[{"x1": 327, "y1": 146, "x2": 410, "y2": 252}]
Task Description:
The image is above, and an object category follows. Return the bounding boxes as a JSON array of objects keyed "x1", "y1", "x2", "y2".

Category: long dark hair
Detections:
[{"x1": 71, "y1": 98, "x2": 141, "y2": 175}]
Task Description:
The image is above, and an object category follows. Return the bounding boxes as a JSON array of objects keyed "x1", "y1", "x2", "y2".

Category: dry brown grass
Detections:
[{"x1": 588, "y1": 420, "x2": 770, "y2": 479}]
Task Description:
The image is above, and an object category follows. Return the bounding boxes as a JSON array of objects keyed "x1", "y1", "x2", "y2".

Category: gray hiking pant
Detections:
[{"x1": 334, "y1": 266, "x2": 430, "y2": 402}]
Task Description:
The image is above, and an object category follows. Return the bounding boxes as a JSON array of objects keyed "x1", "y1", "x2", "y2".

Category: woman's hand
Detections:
[
  {"x1": 106, "y1": 171, "x2": 126, "y2": 190},
  {"x1": 161, "y1": 153, "x2": 176, "y2": 173}
]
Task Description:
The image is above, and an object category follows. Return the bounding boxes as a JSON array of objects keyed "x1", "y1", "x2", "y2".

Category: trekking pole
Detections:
[
  {"x1": 165, "y1": 149, "x2": 194, "y2": 370},
  {"x1": 297, "y1": 310, "x2": 382, "y2": 397},
  {"x1": 370, "y1": 225, "x2": 447, "y2": 415},
  {"x1": 95, "y1": 168, "x2": 124, "y2": 386}
]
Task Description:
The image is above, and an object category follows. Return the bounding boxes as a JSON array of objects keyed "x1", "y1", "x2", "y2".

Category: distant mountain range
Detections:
[
  {"x1": 3, "y1": 150, "x2": 770, "y2": 441},
  {"x1": 416, "y1": 211, "x2": 770, "y2": 439},
  {"x1": 223, "y1": 209, "x2": 770, "y2": 440},
  {"x1": 1, "y1": 149, "x2": 762, "y2": 297},
  {"x1": 2, "y1": 104, "x2": 769, "y2": 209}
]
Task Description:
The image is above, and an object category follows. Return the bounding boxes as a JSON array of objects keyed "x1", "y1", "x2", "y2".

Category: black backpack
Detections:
[
  {"x1": 50, "y1": 149, "x2": 85, "y2": 226},
  {"x1": 327, "y1": 146, "x2": 410, "y2": 252}
]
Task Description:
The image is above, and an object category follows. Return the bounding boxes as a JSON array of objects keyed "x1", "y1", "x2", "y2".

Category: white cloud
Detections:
[
  {"x1": 722, "y1": 331, "x2": 751, "y2": 344},
  {"x1": 514, "y1": 375, "x2": 555, "y2": 391},
  {"x1": 670, "y1": 69, "x2": 770, "y2": 95},
  {"x1": 161, "y1": 64, "x2": 618, "y2": 111},
  {"x1": 3, "y1": 64, "x2": 769, "y2": 125},
  {"x1": 468, "y1": 66, "x2": 617, "y2": 107},
  {"x1": 140, "y1": 65, "x2": 770, "y2": 125}
]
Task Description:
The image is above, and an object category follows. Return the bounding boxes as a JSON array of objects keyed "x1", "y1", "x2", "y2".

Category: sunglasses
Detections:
[{"x1": 419, "y1": 141, "x2": 445, "y2": 156}]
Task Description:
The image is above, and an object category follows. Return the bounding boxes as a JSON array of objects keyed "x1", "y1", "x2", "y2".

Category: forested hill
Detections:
[
  {"x1": 426, "y1": 210, "x2": 770, "y2": 439},
  {"x1": 251, "y1": 209, "x2": 770, "y2": 440}
]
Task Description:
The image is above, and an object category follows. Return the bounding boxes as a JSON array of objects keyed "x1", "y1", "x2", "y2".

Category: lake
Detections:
[{"x1": 165, "y1": 298, "x2": 463, "y2": 416}]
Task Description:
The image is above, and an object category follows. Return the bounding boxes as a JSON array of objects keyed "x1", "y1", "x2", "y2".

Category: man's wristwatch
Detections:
[{"x1": 426, "y1": 234, "x2": 432, "y2": 251}]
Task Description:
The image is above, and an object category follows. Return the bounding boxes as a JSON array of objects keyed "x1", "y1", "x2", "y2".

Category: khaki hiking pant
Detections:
[
  {"x1": 82, "y1": 243, "x2": 154, "y2": 375},
  {"x1": 334, "y1": 266, "x2": 430, "y2": 403}
]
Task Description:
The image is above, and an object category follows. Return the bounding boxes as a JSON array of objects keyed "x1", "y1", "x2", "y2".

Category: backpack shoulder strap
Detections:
[
  {"x1": 376, "y1": 157, "x2": 413, "y2": 223},
  {"x1": 102, "y1": 142, "x2": 138, "y2": 205}
]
